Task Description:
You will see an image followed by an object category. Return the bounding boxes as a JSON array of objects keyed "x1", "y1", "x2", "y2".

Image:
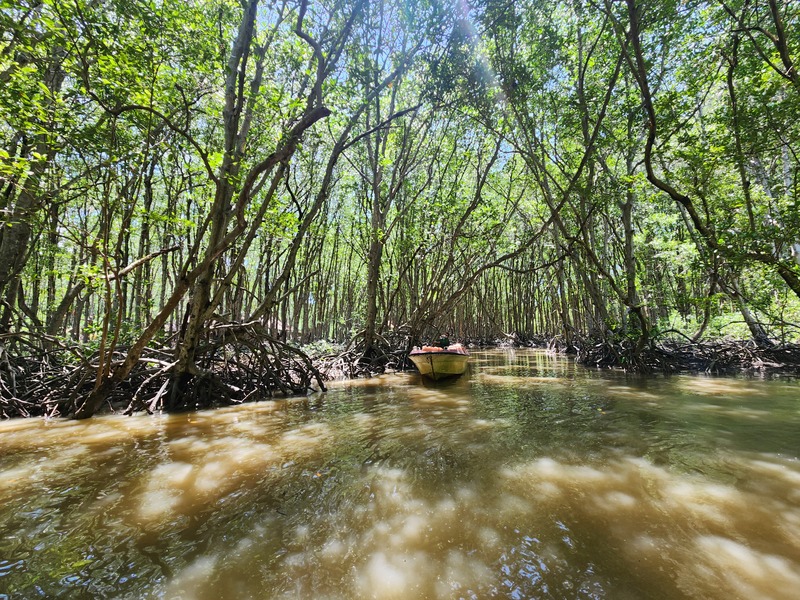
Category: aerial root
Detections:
[{"x1": 0, "y1": 325, "x2": 327, "y2": 418}]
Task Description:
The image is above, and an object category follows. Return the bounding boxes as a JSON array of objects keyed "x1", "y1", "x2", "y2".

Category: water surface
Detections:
[{"x1": 1, "y1": 350, "x2": 799, "y2": 599}]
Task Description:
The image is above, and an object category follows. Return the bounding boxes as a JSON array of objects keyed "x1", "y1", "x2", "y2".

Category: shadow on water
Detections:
[{"x1": 1, "y1": 349, "x2": 799, "y2": 599}]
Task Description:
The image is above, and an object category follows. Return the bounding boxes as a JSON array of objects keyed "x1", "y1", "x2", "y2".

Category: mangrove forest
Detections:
[{"x1": 1, "y1": 0, "x2": 800, "y2": 418}]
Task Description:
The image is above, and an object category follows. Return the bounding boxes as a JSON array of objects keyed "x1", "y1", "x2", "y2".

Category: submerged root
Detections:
[
  {"x1": 576, "y1": 335, "x2": 800, "y2": 376},
  {"x1": 4, "y1": 327, "x2": 800, "y2": 419},
  {"x1": 0, "y1": 326, "x2": 326, "y2": 419},
  {"x1": 316, "y1": 331, "x2": 408, "y2": 380},
  {"x1": 126, "y1": 324, "x2": 327, "y2": 414}
]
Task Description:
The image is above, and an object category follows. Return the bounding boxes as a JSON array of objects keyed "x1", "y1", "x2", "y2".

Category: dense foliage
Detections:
[{"x1": 1, "y1": 0, "x2": 798, "y2": 416}]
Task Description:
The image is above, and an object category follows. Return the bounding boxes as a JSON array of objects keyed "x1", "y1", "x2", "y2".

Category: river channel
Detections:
[{"x1": 1, "y1": 349, "x2": 799, "y2": 599}]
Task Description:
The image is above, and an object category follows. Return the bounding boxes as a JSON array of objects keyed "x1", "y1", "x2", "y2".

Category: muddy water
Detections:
[{"x1": 1, "y1": 350, "x2": 800, "y2": 599}]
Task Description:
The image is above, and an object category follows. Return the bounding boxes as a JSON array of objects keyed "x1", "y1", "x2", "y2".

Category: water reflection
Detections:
[{"x1": 1, "y1": 350, "x2": 799, "y2": 599}]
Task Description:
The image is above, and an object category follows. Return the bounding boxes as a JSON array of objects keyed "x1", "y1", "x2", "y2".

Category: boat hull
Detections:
[{"x1": 409, "y1": 351, "x2": 469, "y2": 380}]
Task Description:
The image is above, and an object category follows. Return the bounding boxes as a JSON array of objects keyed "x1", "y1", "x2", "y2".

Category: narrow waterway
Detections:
[{"x1": 1, "y1": 350, "x2": 799, "y2": 599}]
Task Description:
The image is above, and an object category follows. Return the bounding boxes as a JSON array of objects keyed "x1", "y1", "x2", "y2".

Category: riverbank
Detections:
[
  {"x1": 575, "y1": 338, "x2": 800, "y2": 376},
  {"x1": 2, "y1": 334, "x2": 800, "y2": 419}
]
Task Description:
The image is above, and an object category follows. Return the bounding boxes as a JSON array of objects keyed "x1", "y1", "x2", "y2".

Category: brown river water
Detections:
[{"x1": 1, "y1": 349, "x2": 800, "y2": 599}]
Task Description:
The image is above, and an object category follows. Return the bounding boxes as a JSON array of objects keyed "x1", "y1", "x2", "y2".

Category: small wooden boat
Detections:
[{"x1": 409, "y1": 344, "x2": 469, "y2": 380}]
